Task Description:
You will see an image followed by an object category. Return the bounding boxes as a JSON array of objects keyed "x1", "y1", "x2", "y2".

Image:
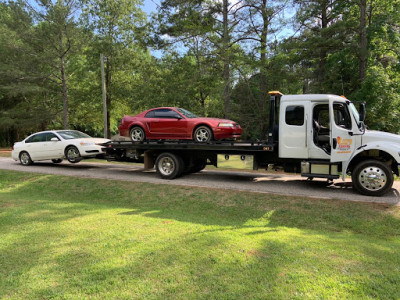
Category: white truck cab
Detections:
[{"x1": 277, "y1": 92, "x2": 400, "y2": 196}]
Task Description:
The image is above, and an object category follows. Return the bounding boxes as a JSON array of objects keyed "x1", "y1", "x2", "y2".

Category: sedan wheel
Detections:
[
  {"x1": 66, "y1": 146, "x2": 82, "y2": 163},
  {"x1": 19, "y1": 151, "x2": 33, "y2": 166},
  {"x1": 130, "y1": 126, "x2": 145, "y2": 142},
  {"x1": 194, "y1": 126, "x2": 212, "y2": 143}
]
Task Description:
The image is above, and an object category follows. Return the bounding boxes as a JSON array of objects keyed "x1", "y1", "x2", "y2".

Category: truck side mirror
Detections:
[{"x1": 359, "y1": 103, "x2": 366, "y2": 122}]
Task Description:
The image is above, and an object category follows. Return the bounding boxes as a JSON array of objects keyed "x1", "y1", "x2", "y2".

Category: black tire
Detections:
[
  {"x1": 19, "y1": 151, "x2": 33, "y2": 166},
  {"x1": 352, "y1": 159, "x2": 393, "y2": 196},
  {"x1": 65, "y1": 146, "x2": 82, "y2": 163},
  {"x1": 193, "y1": 126, "x2": 213, "y2": 143},
  {"x1": 155, "y1": 152, "x2": 184, "y2": 179},
  {"x1": 130, "y1": 126, "x2": 145, "y2": 142},
  {"x1": 186, "y1": 160, "x2": 206, "y2": 173},
  {"x1": 52, "y1": 159, "x2": 63, "y2": 164}
]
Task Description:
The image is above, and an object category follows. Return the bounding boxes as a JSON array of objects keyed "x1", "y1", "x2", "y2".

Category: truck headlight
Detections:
[
  {"x1": 218, "y1": 123, "x2": 234, "y2": 128},
  {"x1": 80, "y1": 142, "x2": 94, "y2": 146}
]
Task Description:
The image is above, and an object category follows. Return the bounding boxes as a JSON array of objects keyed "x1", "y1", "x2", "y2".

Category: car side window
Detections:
[
  {"x1": 45, "y1": 133, "x2": 59, "y2": 141},
  {"x1": 27, "y1": 133, "x2": 45, "y2": 143},
  {"x1": 145, "y1": 111, "x2": 155, "y2": 118},
  {"x1": 154, "y1": 109, "x2": 182, "y2": 119}
]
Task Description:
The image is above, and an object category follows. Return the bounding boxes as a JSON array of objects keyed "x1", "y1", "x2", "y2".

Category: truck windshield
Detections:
[{"x1": 348, "y1": 103, "x2": 361, "y2": 127}]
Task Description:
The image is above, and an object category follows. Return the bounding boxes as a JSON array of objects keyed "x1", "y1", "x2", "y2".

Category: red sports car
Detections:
[{"x1": 118, "y1": 107, "x2": 242, "y2": 143}]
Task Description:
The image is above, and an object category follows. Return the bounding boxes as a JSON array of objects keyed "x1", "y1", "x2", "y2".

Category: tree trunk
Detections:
[
  {"x1": 318, "y1": 0, "x2": 328, "y2": 88},
  {"x1": 259, "y1": 0, "x2": 268, "y2": 134},
  {"x1": 223, "y1": 0, "x2": 230, "y2": 119},
  {"x1": 105, "y1": 58, "x2": 112, "y2": 139},
  {"x1": 60, "y1": 33, "x2": 68, "y2": 129},
  {"x1": 359, "y1": 0, "x2": 367, "y2": 82}
]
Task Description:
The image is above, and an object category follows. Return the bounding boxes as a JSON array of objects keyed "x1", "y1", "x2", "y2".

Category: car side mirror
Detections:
[
  {"x1": 175, "y1": 115, "x2": 183, "y2": 120},
  {"x1": 51, "y1": 137, "x2": 59, "y2": 142},
  {"x1": 359, "y1": 102, "x2": 366, "y2": 122}
]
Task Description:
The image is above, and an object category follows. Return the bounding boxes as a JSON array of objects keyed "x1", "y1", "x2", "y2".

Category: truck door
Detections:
[
  {"x1": 329, "y1": 100, "x2": 356, "y2": 163},
  {"x1": 279, "y1": 102, "x2": 309, "y2": 158}
]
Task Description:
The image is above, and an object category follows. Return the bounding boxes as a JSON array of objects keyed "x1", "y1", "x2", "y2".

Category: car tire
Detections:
[
  {"x1": 65, "y1": 146, "x2": 82, "y2": 163},
  {"x1": 155, "y1": 152, "x2": 184, "y2": 179},
  {"x1": 130, "y1": 126, "x2": 145, "y2": 142},
  {"x1": 52, "y1": 159, "x2": 63, "y2": 164},
  {"x1": 194, "y1": 126, "x2": 213, "y2": 143},
  {"x1": 352, "y1": 159, "x2": 393, "y2": 196},
  {"x1": 19, "y1": 151, "x2": 33, "y2": 166}
]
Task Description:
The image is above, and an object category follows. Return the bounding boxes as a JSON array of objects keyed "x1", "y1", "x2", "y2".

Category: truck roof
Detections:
[{"x1": 281, "y1": 94, "x2": 345, "y2": 102}]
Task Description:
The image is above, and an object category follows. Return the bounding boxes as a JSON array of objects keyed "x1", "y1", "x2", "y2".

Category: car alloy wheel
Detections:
[
  {"x1": 194, "y1": 126, "x2": 212, "y2": 143},
  {"x1": 130, "y1": 127, "x2": 145, "y2": 142}
]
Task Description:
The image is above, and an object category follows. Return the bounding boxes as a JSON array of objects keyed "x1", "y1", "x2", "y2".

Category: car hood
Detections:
[
  {"x1": 73, "y1": 138, "x2": 111, "y2": 144},
  {"x1": 194, "y1": 117, "x2": 238, "y2": 123},
  {"x1": 362, "y1": 130, "x2": 400, "y2": 145}
]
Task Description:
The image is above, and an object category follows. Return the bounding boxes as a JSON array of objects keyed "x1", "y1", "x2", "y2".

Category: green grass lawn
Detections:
[{"x1": 0, "y1": 170, "x2": 400, "y2": 299}]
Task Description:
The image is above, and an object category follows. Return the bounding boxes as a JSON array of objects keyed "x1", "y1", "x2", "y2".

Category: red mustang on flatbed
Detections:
[{"x1": 118, "y1": 107, "x2": 242, "y2": 143}]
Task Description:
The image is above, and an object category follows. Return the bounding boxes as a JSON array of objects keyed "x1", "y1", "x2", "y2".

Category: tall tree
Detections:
[
  {"x1": 25, "y1": 0, "x2": 80, "y2": 129},
  {"x1": 82, "y1": 0, "x2": 145, "y2": 138}
]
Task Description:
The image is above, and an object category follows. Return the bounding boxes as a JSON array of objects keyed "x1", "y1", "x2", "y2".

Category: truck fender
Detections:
[{"x1": 342, "y1": 142, "x2": 400, "y2": 180}]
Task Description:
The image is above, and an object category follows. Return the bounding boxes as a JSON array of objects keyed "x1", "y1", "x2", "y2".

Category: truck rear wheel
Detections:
[
  {"x1": 352, "y1": 159, "x2": 393, "y2": 196},
  {"x1": 155, "y1": 153, "x2": 184, "y2": 179}
]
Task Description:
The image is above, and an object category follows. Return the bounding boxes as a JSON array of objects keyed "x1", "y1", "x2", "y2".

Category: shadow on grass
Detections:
[{"x1": 1, "y1": 171, "x2": 400, "y2": 297}]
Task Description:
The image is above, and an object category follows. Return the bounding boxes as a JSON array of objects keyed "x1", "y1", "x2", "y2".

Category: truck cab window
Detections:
[
  {"x1": 333, "y1": 103, "x2": 352, "y2": 130},
  {"x1": 285, "y1": 106, "x2": 304, "y2": 126}
]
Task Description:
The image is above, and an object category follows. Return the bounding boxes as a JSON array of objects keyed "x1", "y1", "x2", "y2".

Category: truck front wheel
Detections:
[
  {"x1": 155, "y1": 153, "x2": 184, "y2": 179},
  {"x1": 352, "y1": 159, "x2": 393, "y2": 196}
]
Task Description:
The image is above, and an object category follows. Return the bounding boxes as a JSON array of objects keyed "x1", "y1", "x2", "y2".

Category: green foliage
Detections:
[{"x1": 1, "y1": 0, "x2": 400, "y2": 145}]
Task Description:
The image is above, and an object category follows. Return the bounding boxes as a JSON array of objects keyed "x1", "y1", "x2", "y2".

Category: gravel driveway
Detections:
[{"x1": 1, "y1": 157, "x2": 399, "y2": 204}]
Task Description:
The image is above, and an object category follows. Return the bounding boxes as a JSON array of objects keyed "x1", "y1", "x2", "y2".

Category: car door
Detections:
[
  {"x1": 24, "y1": 133, "x2": 46, "y2": 160},
  {"x1": 42, "y1": 132, "x2": 64, "y2": 158},
  {"x1": 151, "y1": 109, "x2": 187, "y2": 138},
  {"x1": 329, "y1": 100, "x2": 356, "y2": 163}
]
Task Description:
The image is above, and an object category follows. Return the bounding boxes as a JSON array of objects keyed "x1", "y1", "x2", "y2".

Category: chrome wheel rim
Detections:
[
  {"x1": 158, "y1": 157, "x2": 175, "y2": 176},
  {"x1": 195, "y1": 128, "x2": 210, "y2": 142},
  {"x1": 20, "y1": 153, "x2": 29, "y2": 165},
  {"x1": 358, "y1": 166, "x2": 387, "y2": 191},
  {"x1": 67, "y1": 148, "x2": 79, "y2": 161},
  {"x1": 131, "y1": 128, "x2": 144, "y2": 141}
]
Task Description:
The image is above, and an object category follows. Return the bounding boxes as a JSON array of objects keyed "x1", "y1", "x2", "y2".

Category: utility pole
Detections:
[{"x1": 100, "y1": 54, "x2": 108, "y2": 139}]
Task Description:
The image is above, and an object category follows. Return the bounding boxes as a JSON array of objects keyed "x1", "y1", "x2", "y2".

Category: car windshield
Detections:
[
  {"x1": 57, "y1": 130, "x2": 91, "y2": 140},
  {"x1": 177, "y1": 108, "x2": 198, "y2": 118}
]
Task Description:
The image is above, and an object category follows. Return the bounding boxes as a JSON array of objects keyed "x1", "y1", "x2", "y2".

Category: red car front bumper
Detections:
[{"x1": 213, "y1": 126, "x2": 243, "y2": 140}]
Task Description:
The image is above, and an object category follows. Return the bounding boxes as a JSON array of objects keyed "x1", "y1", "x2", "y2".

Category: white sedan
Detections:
[{"x1": 12, "y1": 130, "x2": 110, "y2": 165}]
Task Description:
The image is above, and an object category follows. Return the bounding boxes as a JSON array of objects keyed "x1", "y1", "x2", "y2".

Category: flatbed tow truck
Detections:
[{"x1": 104, "y1": 92, "x2": 400, "y2": 196}]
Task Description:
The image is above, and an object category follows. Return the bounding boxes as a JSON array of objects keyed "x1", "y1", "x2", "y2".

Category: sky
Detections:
[{"x1": 142, "y1": 0, "x2": 160, "y2": 15}]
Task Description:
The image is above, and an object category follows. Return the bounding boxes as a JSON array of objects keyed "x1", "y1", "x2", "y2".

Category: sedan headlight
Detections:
[
  {"x1": 80, "y1": 142, "x2": 95, "y2": 146},
  {"x1": 218, "y1": 123, "x2": 234, "y2": 128}
]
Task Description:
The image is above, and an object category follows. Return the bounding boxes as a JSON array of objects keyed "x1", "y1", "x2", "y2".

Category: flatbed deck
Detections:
[{"x1": 103, "y1": 140, "x2": 275, "y2": 153}]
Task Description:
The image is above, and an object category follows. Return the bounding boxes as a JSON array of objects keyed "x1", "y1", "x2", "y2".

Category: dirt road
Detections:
[{"x1": 1, "y1": 157, "x2": 399, "y2": 204}]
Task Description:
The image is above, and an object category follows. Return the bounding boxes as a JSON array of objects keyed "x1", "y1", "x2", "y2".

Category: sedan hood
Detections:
[
  {"x1": 74, "y1": 138, "x2": 111, "y2": 144},
  {"x1": 194, "y1": 117, "x2": 238, "y2": 123}
]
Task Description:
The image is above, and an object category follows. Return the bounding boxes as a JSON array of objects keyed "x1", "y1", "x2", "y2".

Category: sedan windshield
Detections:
[
  {"x1": 177, "y1": 108, "x2": 198, "y2": 118},
  {"x1": 57, "y1": 130, "x2": 91, "y2": 140}
]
